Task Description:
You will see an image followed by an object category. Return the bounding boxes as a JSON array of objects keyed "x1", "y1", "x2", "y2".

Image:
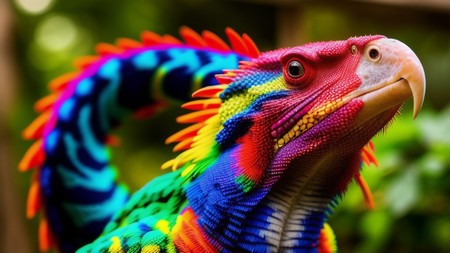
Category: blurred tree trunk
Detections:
[
  {"x1": 0, "y1": 0, "x2": 32, "y2": 252},
  {"x1": 276, "y1": 6, "x2": 307, "y2": 47}
]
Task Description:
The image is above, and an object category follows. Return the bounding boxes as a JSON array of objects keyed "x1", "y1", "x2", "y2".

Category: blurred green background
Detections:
[{"x1": 2, "y1": 0, "x2": 450, "y2": 252}]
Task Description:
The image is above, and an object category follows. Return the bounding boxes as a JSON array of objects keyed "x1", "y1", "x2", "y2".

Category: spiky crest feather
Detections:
[
  {"x1": 161, "y1": 58, "x2": 257, "y2": 174},
  {"x1": 356, "y1": 141, "x2": 378, "y2": 209}
]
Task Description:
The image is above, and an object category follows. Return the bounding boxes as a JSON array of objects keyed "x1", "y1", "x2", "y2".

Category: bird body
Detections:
[{"x1": 21, "y1": 27, "x2": 425, "y2": 252}]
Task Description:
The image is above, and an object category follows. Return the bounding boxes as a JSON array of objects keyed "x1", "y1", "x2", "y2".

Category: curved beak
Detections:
[{"x1": 345, "y1": 38, "x2": 426, "y2": 124}]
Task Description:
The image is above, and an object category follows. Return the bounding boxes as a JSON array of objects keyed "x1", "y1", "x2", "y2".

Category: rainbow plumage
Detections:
[
  {"x1": 20, "y1": 27, "x2": 425, "y2": 252},
  {"x1": 21, "y1": 27, "x2": 255, "y2": 252}
]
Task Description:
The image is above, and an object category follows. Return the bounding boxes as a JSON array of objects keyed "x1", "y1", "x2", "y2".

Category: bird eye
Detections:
[
  {"x1": 287, "y1": 60, "x2": 304, "y2": 78},
  {"x1": 367, "y1": 46, "x2": 381, "y2": 62}
]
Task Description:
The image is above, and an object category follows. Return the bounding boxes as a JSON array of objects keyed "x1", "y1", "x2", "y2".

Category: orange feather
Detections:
[
  {"x1": 225, "y1": 27, "x2": 248, "y2": 56},
  {"x1": 181, "y1": 98, "x2": 221, "y2": 111},
  {"x1": 141, "y1": 31, "x2": 163, "y2": 45},
  {"x1": 49, "y1": 72, "x2": 79, "y2": 91},
  {"x1": 242, "y1": 33, "x2": 260, "y2": 58},
  {"x1": 202, "y1": 30, "x2": 231, "y2": 51},
  {"x1": 22, "y1": 111, "x2": 51, "y2": 140},
  {"x1": 117, "y1": 38, "x2": 142, "y2": 50},
  {"x1": 39, "y1": 218, "x2": 54, "y2": 252},
  {"x1": 34, "y1": 93, "x2": 59, "y2": 112},
  {"x1": 166, "y1": 122, "x2": 205, "y2": 144},
  {"x1": 173, "y1": 137, "x2": 195, "y2": 152},
  {"x1": 73, "y1": 55, "x2": 100, "y2": 70},
  {"x1": 176, "y1": 109, "x2": 219, "y2": 124},
  {"x1": 180, "y1": 26, "x2": 207, "y2": 47},
  {"x1": 162, "y1": 35, "x2": 183, "y2": 45},
  {"x1": 19, "y1": 140, "x2": 45, "y2": 171},
  {"x1": 355, "y1": 173, "x2": 375, "y2": 209},
  {"x1": 95, "y1": 43, "x2": 123, "y2": 56},
  {"x1": 26, "y1": 176, "x2": 41, "y2": 219},
  {"x1": 192, "y1": 84, "x2": 228, "y2": 98}
]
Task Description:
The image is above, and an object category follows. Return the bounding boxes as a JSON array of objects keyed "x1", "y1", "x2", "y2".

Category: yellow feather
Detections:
[
  {"x1": 181, "y1": 164, "x2": 196, "y2": 177},
  {"x1": 141, "y1": 245, "x2": 160, "y2": 253},
  {"x1": 108, "y1": 237, "x2": 124, "y2": 253}
]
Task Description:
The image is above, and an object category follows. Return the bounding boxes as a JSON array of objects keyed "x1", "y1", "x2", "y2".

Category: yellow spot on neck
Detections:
[
  {"x1": 142, "y1": 245, "x2": 161, "y2": 253},
  {"x1": 181, "y1": 164, "x2": 196, "y2": 177},
  {"x1": 108, "y1": 236, "x2": 124, "y2": 253},
  {"x1": 155, "y1": 220, "x2": 170, "y2": 235}
]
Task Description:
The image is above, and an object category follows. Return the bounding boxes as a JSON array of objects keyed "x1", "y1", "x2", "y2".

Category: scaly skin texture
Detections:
[{"x1": 20, "y1": 28, "x2": 425, "y2": 253}]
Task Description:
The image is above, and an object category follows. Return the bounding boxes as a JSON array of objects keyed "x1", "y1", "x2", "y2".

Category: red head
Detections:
[{"x1": 216, "y1": 35, "x2": 425, "y2": 197}]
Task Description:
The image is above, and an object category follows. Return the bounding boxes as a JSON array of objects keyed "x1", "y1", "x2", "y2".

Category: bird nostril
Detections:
[{"x1": 350, "y1": 45, "x2": 358, "y2": 55}]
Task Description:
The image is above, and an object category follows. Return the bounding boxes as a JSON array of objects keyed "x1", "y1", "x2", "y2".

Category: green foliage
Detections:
[{"x1": 333, "y1": 107, "x2": 450, "y2": 252}]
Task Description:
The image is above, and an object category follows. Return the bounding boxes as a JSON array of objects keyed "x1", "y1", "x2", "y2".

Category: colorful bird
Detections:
[{"x1": 21, "y1": 27, "x2": 425, "y2": 252}]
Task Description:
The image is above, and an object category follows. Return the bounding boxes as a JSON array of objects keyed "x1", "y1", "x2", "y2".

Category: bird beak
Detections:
[{"x1": 344, "y1": 38, "x2": 426, "y2": 124}]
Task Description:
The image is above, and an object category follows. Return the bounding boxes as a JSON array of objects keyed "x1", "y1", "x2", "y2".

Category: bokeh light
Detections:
[
  {"x1": 15, "y1": 0, "x2": 54, "y2": 15},
  {"x1": 35, "y1": 15, "x2": 79, "y2": 52}
]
